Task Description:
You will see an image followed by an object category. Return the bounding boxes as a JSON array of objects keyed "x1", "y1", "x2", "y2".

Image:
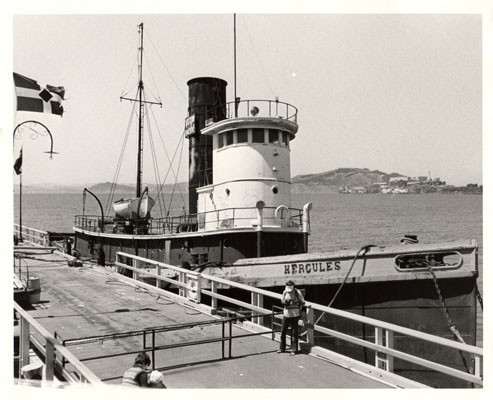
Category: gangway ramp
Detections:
[{"x1": 18, "y1": 250, "x2": 391, "y2": 388}]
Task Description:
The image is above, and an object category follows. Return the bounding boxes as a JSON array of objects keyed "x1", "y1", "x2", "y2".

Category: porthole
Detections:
[
  {"x1": 272, "y1": 186, "x2": 279, "y2": 194},
  {"x1": 226, "y1": 188, "x2": 231, "y2": 196}
]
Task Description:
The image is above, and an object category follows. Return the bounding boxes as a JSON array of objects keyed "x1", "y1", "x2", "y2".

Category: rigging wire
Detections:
[
  {"x1": 240, "y1": 15, "x2": 276, "y2": 98},
  {"x1": 143, "y1": 50, "x2": 163, "y2": 105},
  {"x1": 145, "y1": 29, "x2": 187, "y2": 101},
  {"x1": 104, "y1": 99, "x2": 137, "y2": 215},
  {"x1": 143, "y1": 94, "x2": 167, "y2": 218},
  {"x1": 167, "y1": 130, "x2": 187, "y2": 214},
  {"x1": 148, "y1": 106, "x2": 187, "y2": 210},
  {"x1": 120, "y1": 53, "x2": 138, "y2": 98}
]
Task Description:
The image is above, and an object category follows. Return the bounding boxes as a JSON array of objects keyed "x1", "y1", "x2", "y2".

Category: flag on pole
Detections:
[
  {"x1": 14, "y1": 148, "x2": 23, "y2": 175},
  {"x1": 13, "y1": 72, "x2": 65, "y2": 116}
]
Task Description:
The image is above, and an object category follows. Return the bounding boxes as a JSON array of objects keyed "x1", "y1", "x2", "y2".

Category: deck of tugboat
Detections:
[{"x1": 19, "y1": 249, "x2": 391, "y2": 388}]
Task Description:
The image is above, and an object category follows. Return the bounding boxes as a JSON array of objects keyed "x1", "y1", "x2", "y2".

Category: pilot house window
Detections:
[
  {"x1": 252, "y1": 128, "x2": 265, "y2": 143},
  {"x1": 269, "y1": 129, "x2": 280, "y2": 144},
  {"x1": 282, "y1": 132, "x2": 290, "y2": 147},
  {"x1": 237, "y1": 129, "x2": 248, "y2": 143}
]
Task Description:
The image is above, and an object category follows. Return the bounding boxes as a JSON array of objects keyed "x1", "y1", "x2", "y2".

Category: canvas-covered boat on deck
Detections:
[{"x1": 112, "y1": 192, "x2": 155, "y2": 221}]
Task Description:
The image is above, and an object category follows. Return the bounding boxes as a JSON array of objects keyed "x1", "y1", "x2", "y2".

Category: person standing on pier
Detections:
[
  {"x1": 277, "y1": 280, "x2": 306, "y2": 356},
  {"x1": 122, "y1": 351, "x2": 151, "y2": 387}
]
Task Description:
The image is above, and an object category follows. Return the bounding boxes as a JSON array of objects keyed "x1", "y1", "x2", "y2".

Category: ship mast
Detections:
[
  {"x1": 234, "y1": 14, "x2": 237, "y2": 117},
  {"x1": 120, "y1": 23, "x2": 162, "y2": 198}
]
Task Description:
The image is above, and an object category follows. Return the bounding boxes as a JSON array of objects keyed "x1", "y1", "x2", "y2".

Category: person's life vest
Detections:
[{"x1": 122, "y1": 366, "x2": 146, "y2": 386}]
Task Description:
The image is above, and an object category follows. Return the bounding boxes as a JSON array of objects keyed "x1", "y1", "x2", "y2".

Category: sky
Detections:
[{"x1": 3, "y1": 8, "x2": 485, "y2": 188}]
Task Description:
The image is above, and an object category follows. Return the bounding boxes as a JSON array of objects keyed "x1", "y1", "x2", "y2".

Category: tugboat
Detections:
[{"x1": 72, "y1": 22, "x2": 479, "y2": 387}]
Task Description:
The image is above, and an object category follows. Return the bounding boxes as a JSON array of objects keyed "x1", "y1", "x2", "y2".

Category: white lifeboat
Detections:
[{"x1": 113, "y1": 189, "x2": 155, "y2": 220}]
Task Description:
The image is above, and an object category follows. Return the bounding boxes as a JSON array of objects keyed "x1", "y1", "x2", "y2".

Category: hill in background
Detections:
[
  {"x1": 14, "y1": 181, "x2": 189, "y2": 194},
  {"x1": 291, "y1": 168, "x2": 403, "y2": 193}
]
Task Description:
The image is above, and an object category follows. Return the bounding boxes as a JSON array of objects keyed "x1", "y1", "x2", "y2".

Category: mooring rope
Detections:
[
  {"x1": 314, "y1": 244, "x2": 376, "y2": 326},
  {"x1": 426, "y1": 265, "x2": 475, "y2": 374}
]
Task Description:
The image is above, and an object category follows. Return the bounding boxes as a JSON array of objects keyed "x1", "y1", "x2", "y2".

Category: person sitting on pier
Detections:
[
  {"x1": 122, "y1": 351, "x2": 151, "y2": 387},
  {"x1": 277, "y1": 280, "x2": 306, "y2": 356}
]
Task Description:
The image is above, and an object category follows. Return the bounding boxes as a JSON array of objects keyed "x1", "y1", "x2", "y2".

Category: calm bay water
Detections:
[{"x1": 13, "y1": 192, "x2": 483, "y2": 343}]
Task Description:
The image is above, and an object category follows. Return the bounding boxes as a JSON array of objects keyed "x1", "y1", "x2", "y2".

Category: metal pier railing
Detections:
[
  {"x1": 14, "y1": 302, "x2": 103, "y2": 386},
  {"x1": 113, "y1": 251, "x2": 483, "y2": 388}
]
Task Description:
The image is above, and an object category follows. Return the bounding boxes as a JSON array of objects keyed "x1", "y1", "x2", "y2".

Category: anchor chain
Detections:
[{"x1": 426, "y1": 265, "x2": 475, "y2": 375}]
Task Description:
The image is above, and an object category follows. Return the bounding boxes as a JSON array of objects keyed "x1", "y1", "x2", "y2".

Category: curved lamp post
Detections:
[
  {"x1": 83, "y1": 188, "x2": 105, "y2": 233},
  {"x1": 13, "y1": 120, "x2": 58, "y2": 241}
]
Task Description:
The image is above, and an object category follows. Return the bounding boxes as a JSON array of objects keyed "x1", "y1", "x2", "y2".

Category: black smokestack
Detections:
[{"x1": 186, "y1": 77, "x2": 227, "y2": 214}]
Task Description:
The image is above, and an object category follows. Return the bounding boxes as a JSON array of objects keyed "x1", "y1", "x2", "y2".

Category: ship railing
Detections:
[
  {"x1": 75, "y1": 207, "x2": 304, "y2": 235},
  {"x1": 73, "y1": 215, "x2": 115, "y2": 232},
  {"x1": 14, "y1": 301, "x2": 103, "y2": 386},
  {"x1": 14, "y1": 224, "x2": 50, "y2": 246},
  {"x1": 148, "y1": 206, "x2": 304, "y2": 234},
  {"x1": 199, "y1": 99, "x2": 298, "y2": 125},
  {"x1": 114, "y1": 251, "x2": 483, "y2": 388}
]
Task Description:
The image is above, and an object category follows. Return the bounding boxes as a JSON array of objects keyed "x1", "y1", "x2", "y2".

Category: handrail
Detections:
[
  {"x1": 114, "y1": 251, "x2": 483, "y2": 387},
  {"x1": 14, "y1": 302, "x2": 103, "y2": 385},
  {"x1": 199, "y1": 98, "x2": 298, "y2": 124},
  {"x1": 13, "y1": 224, "x2": 47, "y2": 235},
  {"x1": 14, "y1": 224, "x2": 50, "y2": 246},
  {"x1": 74, "y1": 205, "x2": 304, "y2": 234}
]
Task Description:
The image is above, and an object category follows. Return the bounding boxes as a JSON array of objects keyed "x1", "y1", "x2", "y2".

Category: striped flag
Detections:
[
  {"x1": 14, "y1": 148, "x2": 23, "y2": 175},
  {"x1": 13, "y1": 72, "x2": 65, "y2": 116}
]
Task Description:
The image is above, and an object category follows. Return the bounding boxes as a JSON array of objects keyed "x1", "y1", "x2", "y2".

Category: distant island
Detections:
[
  {"x1": 14, "y1": 168, "x2": 482, "y2": 194},
  {"x1": 292, "y1": 168, "x2": 482, "y2": 194}
]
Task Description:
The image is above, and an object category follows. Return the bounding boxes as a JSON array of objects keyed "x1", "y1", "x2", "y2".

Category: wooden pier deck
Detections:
[{"x1": 18, "y1": 249, "x2": 391, "y2": 388}]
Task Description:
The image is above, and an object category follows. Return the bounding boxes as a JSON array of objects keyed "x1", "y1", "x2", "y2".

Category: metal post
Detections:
[
  {"x1": 45, "y1": 341, "x2": 55, "y2": 381},
  {"x1": 211, "y1": 281, "x2": 218, "y2": 310},
  {"x1": 251, "y1": 292, "x2": 258, "y2": 324},
  {"x1": 19, "y1": 173, "x2": 23, "y2": 242},
  {"x1": 474, "y1": 354, "x2": 482, "y2": 379},
  {"x1": 257, "y1": 294, "x2": 264, "y2": 326},
  {"x1": 386, "y1": 330, "x2": 394, "y2": 372},
  {"x1": 302, "y1": 203, "x2": 312, "y2": 253},
  {"x1": 195, "y1": 274, "x2": 202, "y2": 303},
  {"x1": 271, "y1": 309, "x2": 275, "y2": 341},
  {"x1": 306, "y1": 306, "x2": 314, "y2": 345},
  {"x1": 222, "y1": 321, "x2": 225, "y2": 359},
  {"x1": 19, "y1": 317, "x2": 30, "y2": 377},
  {"x1": 132, "y1": 258, "x2": 137, "y2": 280},
  {"x1": 375, "y1": 327, "x2": 394, "y2": 372},
  {"x1": 45, "y1": 340, "x2": 55, "y2": 381},
  {"x1": 233, "y1": 14, "x2": 237, "y2": 118},
  {"x1": 255, "y1": 201, "x2": 264, "y2": 258},
  {"x1": 229, "y1": 320, "x2": 232, "y2": 358},
  {"x1": 152, "y1": 330, "x2": 156, "y2": 369},
  {"x1": 156, "y1": 264, "x2": 161, "y2": 288}
]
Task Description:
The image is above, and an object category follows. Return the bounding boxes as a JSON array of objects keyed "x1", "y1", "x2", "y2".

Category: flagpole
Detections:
[
  {"x1": 13, "y1": 122, "x2": 58, "y2": 243},
  {"x1": 19, "y1": 171, "x2": 23, "y2": 242}
]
